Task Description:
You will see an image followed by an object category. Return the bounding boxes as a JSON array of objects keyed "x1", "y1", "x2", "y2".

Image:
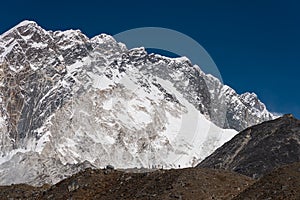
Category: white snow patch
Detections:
[
  {"x1": 31, "y1": 42, "x2": 47, "y2": 48},
  {"x1": 156, "y1": 78, "x2": 237, "y2": 167}
]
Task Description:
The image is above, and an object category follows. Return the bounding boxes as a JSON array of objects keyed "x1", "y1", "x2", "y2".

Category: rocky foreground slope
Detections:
[
  {"x1": 198, "y1": 114, "x2": 300, "y2": 178},
  {"x1": 0, "y1": 167, "x2": 254, "y2": 200},
  {"x1": 234, "y1": 162, "x2": 300, "y2": 200},
  {"x1": 2, "y1": 162, "x2": 300, "y2": 200}
]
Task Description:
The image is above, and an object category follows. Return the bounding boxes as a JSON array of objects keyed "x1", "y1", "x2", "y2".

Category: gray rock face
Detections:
[
  {"x1": 197, "y1": 114, "x2": 300, "y2": 178},
  {"x1": 0, "y1": 21, "x2": 84, "y2": 150},
  {"x1": 201, "y1": 74, "x2": 274, "y2": 130}
]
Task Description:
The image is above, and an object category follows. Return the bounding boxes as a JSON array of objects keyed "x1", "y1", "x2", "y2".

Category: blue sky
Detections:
[{"x1": 1, "y1": 0, "x2": 300, "y2": 118}]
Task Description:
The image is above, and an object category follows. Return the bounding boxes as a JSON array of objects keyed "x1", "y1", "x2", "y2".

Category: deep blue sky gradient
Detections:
[{"x1": 1, "y1": 0, "x2": 299, "y2": 117}]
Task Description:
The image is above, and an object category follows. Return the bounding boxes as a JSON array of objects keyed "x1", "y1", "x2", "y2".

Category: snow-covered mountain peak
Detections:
[
  {"x1": 14, "y1": 20, "x2": 37, "y2": 27},
  {"x1": 91, "y1": 33, "x2": 118, "y2": 44},
  {"x1": 1, "y1": 20, "x2": 47, "y2": 40},
  {"x1": 3, "y1": 20, "x2": 38, "y2": 33},
  {"x1": 0, "y1": 21, "x2": 276, "y2": 185}
]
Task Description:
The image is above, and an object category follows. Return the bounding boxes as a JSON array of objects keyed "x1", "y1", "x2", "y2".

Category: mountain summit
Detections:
[{"x1": 0, "y1": 21, "x2": 274, "y2": 185}]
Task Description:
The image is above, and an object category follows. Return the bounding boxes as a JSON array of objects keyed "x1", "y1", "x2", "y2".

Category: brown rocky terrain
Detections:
[
  {"x1": 234, "y1": 162, "x2": 300, "y2": 200},
  {"x1": 0, "y1": 184, "x2": 50, "y2": 199},
  {"x1": 2, "y1": 162, "x2": 300, "y2": 199},
  {"x1": 0, "y1": 167, "x2": 254, "y2": 200}
]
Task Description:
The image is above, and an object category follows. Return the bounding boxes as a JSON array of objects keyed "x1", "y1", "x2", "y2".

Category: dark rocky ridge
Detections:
[{"x1": 198, "y1": 114, "x2": 300, "y2": 178}]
